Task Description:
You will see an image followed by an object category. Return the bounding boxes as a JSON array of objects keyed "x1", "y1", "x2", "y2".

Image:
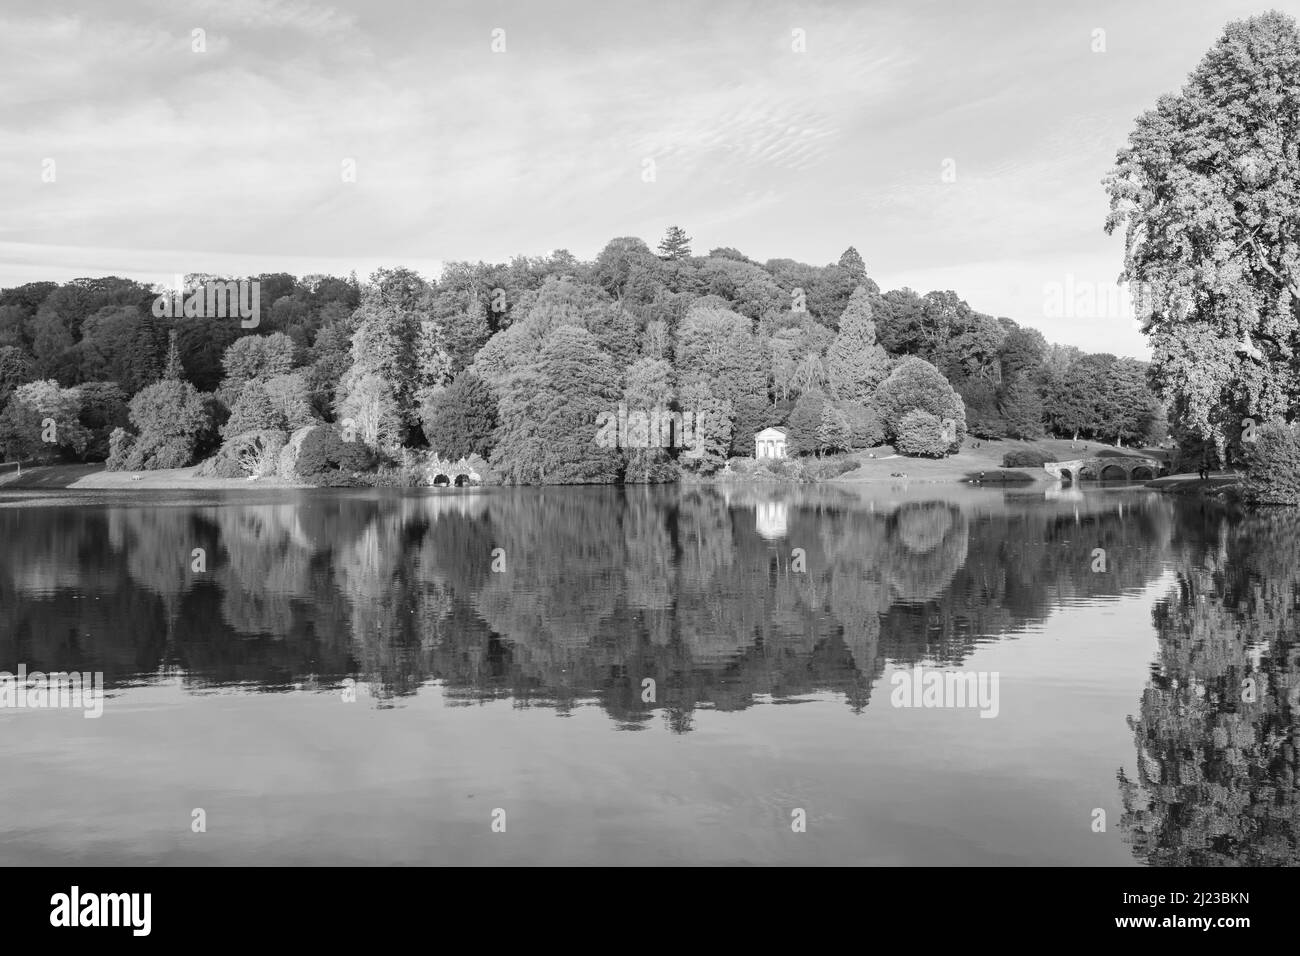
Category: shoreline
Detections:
[{"x1": 1, "y1": 440, "x2": 1218, "y2": 494}]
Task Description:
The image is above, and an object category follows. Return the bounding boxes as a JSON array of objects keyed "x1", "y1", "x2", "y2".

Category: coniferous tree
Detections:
[
  {"x1": 657, "y1": 226, "x2": 692, "y2": 261},
  {"x1": 162, "y1": 330, "x2": 184, "y2": 381},
  {"x1": 826, "y1": 288, "x2": 890, "y2": 403}
]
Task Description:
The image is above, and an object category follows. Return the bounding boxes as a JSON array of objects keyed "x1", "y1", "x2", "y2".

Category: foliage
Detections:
[
  {"x1": 657, "y1": 226, "x2": 692, "y2": 261},
  {"x1": 1105, "y1": 11, "x2": 1300, "y2": 460},
  {"x1": 839, "y1": 402, "x2": 884, "y2": 450},
  {"x1": 296, "y1": 424, "x2": 376, "y2": 485},
  {"x1": 1002, "y1": 448, "x2": 1055, "y2": 468},
  {"x1": 222, "y1": 380, "x2": 278, "y2": 438},
  {"x1": 422, "y1": 372, "x2": 497, "y2": 459},
  {"x1": 875, "y1": 356, "x2": 965, "y2": 452},
  {"x1": 894, "y1": 409, "x2": 949, "y2": 458},
  {"x1": 221, "y1": 333, "x2": 296, "y2": 389},
  {"x1": 205, "y1": 429, "x2": 288, "y2": 479},
  {"x1": 786, "y1": 390, "x2": 825, "y2": 456},
  {"x1": 117, "y1": 378, "x2": 210, "y2": 470},
  {"x1": 1000, "y1": 376, "x2": 1046, "y2": 440},
  {"x1": 0, "y1": 235, "x2": 1173, "y2": 484},
  {"x1": 826, "y1": 287, "x2": 890, "y2": 402},
  {"x1": 491, "y1": 324, "x2": 623, "y2": 484},
  {"x1": 335, "y1": 370, "x2": 402, "y2": 449},
  {"x1": 1242, "y1": 420, "x2": 1300, "y2": 505}
]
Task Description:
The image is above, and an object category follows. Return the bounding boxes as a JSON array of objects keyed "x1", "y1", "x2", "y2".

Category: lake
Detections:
[{"x1": 0, "y1": 481, "x2": 1294, "y2": 866}]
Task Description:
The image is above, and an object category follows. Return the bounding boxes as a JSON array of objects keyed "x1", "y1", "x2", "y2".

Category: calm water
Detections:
[{"x1": 0, "y1": 481, "x2": 1295, "y2": 866}]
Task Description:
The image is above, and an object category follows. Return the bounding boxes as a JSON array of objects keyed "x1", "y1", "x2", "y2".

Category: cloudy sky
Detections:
[{"x1": 2, "y1": 0, "x2": 1296, "y2": 356}]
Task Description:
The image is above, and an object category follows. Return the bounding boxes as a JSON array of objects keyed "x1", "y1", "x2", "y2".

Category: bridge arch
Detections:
[{"x1": 1099, "y1": 463, "x2": 1128, "y2": 480}]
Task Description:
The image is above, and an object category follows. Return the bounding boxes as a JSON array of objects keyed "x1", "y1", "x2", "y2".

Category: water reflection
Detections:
[
  {"x1": 1, "y1": 484, "x2": 1170, "y2": 715},
  {"x1": 1118, "y1": 502, "x2": 1300, "y2": 866},
  {"x1": 6, "y1": 483, "x2": 1298, "y2": 864}
]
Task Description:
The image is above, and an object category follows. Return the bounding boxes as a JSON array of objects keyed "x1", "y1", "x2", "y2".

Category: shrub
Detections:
[
  {"x1": 105, "y1": 427, "x2": 136, "y2": 471},
  {"x1": 894, "y1": 409, "x2": 949, "y2": 457},
  {"x1": 1243, "y1": 420, "x2": 1300, "y2": 505},
  {"x1": 1002, "y1": 448, "x2": 1054, "y2": 468},
  {"x1": 296, "y1": 424, "x2": 375, "y2": 485},
  {"x1": 203, "y1": 429, "x2": 288, "y2": 478},
  {"x1": 804, "y1": 455, "x2": 858, "y2": 480}
]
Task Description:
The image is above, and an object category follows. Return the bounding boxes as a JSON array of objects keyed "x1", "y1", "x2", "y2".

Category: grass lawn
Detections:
[{"x1": 836, "y1": 437, "x2": 1170, "y2": 483}]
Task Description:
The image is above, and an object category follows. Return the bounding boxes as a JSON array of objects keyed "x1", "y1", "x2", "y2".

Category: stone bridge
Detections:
[
  {"x1": 421, "y1": 456, "x2": 483, "y2": 487},
  {"x1": 1042, "y1": 456, "x2": 1163, "y2": 482}
]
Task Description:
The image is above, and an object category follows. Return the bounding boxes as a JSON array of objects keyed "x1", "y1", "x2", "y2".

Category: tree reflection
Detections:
[
  {"x1": 0, "y1": 485, "x2": 1173, "y2": 734},
  {"x1": 1119, "y1": 503, "x2": 1300, "y2": 866}
]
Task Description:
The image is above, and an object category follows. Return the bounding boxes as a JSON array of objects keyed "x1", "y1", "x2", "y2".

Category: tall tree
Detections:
[
  {"x1": 162, "y1": 330, "x2": 184, "y2": 381},
  {"x1": 826, "y1": 288, "x2": 890, "y2": 402},
  {"x1": 838, "y1": 246, "x2": 866, "y2": 281},
  {"x1": 1105, "y1": 11, "x2": 1300, "y2": 459}
]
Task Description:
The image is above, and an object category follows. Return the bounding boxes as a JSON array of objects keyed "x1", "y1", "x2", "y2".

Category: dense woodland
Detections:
[{"x1": 0, "y1": 230, "x2": 1166, "y2": 484}]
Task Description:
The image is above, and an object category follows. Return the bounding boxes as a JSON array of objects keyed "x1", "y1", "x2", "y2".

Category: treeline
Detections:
[{"x1": 0, "y1": 232, "x2": 1165, "y2": 482}]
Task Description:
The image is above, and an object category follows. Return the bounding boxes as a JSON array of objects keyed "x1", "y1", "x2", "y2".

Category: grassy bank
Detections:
[
  {"x1": 835, "y1": 437, "x2": 1166, "y2": 484},
  {"x1": 0, "y1": 437, "x2": 1173, "y2": 491},
  {"x1": 0, "y1": 463, "x2": 310, "y2": 490}
]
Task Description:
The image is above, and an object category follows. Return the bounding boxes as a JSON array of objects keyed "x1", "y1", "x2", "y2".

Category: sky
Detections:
[{"x1": 2, "y1": 0, "x2": 1298, "y2": 357}]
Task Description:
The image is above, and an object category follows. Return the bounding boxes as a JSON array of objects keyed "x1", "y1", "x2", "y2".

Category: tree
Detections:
[
  {"x1": 162, "y1": 329, "x2": 184, "y2": 381},
  {"x1": 222, "y1": 380, "x2": 279, "y2": 438},
  {"x1": 957, "y1": 377, "x2": 1006, "y2": 439},
  {"x1": 826, "y1": 288, "x2": 890, "y2": 402},
  {"x1": 786, "y1": 389, "x2": 826, "y2": 456},
  {"x1": 1000, "y1": 377, "x2": 1045, "y2": 440},
  {"x1": 296, "y1": 424, "x2": 375, "y2": 485},
  {"x1": 1242, "y1": 420, "x2": 1300, "y2": 504},
  {"x1": 1105, "y1": 11, "x2": 1300, "y2": 460},
  {"x1": 730, "y1": 394, "x2": 771, "y2": 458},
  {"x1": 118, "y1": 379, "x2": 210, "y2": 470},
  {"x1": 895, "y1": 409, "x2": 949, "y2": 458},
  {"x1": 220, "y1": 333, "x2": 295, "y2": 390},
  {"x1": 999, "y1": 325, "x2": 1047, "y2": 381},
  {"x1": 675, "y1": 305, "x2": 767, "y2": 413},
  {"x1": 5, "y1": 379, "x2": 88, "y2": 459},
  {"x1": 838, "y1": 246, "x2": 866, "y2": 281},
  {"x1": 0, "y1": 346, "x2": 33, "y2": 405},
  {"x1": 0, "y1": 399, "x2": 44, "y2": 466},
  {"x1": 490, "y1": 325, "x2": 622, "y2": 483},
  {"x1": 76, "y1": 381, "x2": 128, "y2": 460},
  {"x1": 657, "y1": 226, "x2": 692, "y2": 261},
  {"x1": 817, "y1": 401, "x2": 853, "y2": 454},
  {"x1": 345, "y1": 301, "x2": 420, "y2": 427},
  {"x1": 839, "y1": 401, "x2": 884, "y2": 450},
  {"x1": 263, "y1": 372, "x2": 315, "y2": 430},
  {"x1": 422, "y1": 372, "x2": 497, "y2": 459},
  {"x1": 623, "y1": 357, "x2": 679, "y2": 481},
  {"x1": 676, "y1": 381, "x2": 732, "y2": 472},
  {"x1": 875, "y1": 356, "x2": 966, "y2": 452},
  {"x1": 335, "y1": 370, "x2": 402, "y2": 448},
  {"x1": 594, "y1": 238, "x2": 656, "y2": 300},
  {"x1": 77, "y1": 306, "x2": 169, "y2": 393}
]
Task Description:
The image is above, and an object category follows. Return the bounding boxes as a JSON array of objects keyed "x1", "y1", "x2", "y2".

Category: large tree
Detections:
[
  {"x1": 826, "y1": 288, "x2": 890, "y2": 402},
  {"x1": 1105, "y1": 11, "x2": 1300, "y2": 460},
  {"x1": 874, "y1": 356, "x2": 966, "y2": 452}
]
